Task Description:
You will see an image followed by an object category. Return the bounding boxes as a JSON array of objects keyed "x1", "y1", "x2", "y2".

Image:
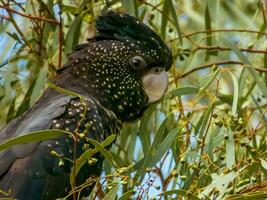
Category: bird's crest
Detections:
[{"x1": 95, "y1": 10, "x2": 172, "y2": 69}]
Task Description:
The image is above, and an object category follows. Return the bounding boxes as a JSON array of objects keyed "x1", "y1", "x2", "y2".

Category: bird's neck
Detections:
[{"x1": 55, "y1": 71, "x2": 148, "y2": 122}]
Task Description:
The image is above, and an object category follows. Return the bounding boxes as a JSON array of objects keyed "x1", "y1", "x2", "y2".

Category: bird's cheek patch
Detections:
[{"x1": 142, "y1": 70, "x2": 169, "y2": 103}]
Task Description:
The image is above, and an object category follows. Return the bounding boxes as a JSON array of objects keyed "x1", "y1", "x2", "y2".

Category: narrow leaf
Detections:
[
  {"x1": 222, "y1": 37, "x2": 267, "y2": 97},
  {"x1": 15, "y1": 79, "x2": 37, "y2": 117},
  {"x1": 225, "y1": 128, "x2": 235, "y2": 168},
  {"x1": 200, "y1": 171, "x2": 238, "y2": 199},
  {"x1": 147, "y1": 127, "x2": 180, "y2": 168},
  {"x1": 121, "y1": 0, "x2": 137, "y2": 17},
  {"x1": 0, "y1": 129, "x2": 69, "y2": 151},
  {"x1": 70, "y1": 135, "x2": 116, "y2": 187},
  {"x1": 167, "y1": 86, "x2": 200, "y2": 98},
  {"x1": 161, "y1": 0, "x2": 169, "y2": 40},
  {"x1": 103, "y1": 184, "x2": 119, "y2": 200},
  {"x1": 205, "y1": 4, "x2": 212, "y2": 47},
  {"x1": 119, "y1": 190, "x2": 135, "y2": 200},
  {"x1": 167, "y1": 0, "x2": 183, "y2": 44},
  {"x1": 30, "y1": 66, "x2": 48, "y2": 105},
  {"x1": 159, "y1": 189, "x2": 200, "y2": 200},
  {"x1": 135, "y1": 114, "x2": 174, "y2": 181},
  {"x1": 229, "y1": 72, "x2": 239, "y2": 115},
  {"x1": 6, "y1": 96, "x2": 16, "y2": 123},
  {"x1": 87, "y1": 136, "x2": 118, "y2": 167},
  {"x1": 65, "y1": 12, "x2": 85, "y2": 53}
]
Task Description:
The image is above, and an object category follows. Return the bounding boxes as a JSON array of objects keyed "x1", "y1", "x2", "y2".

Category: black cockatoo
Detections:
[{"x1": 0, "y1": 11, "x2": 172, "y2": 199}]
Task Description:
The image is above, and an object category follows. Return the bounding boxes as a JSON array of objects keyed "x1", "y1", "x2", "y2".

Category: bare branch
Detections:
[{"x1": 0, "y1": 5, "x2": 60, "y2": 24}]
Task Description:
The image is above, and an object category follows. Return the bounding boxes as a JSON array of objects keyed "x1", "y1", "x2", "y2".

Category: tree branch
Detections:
[
  {"x1": 192, "y1": 45, "x2": 267, "y2": 54},
  {"x1": 177, "y1": 60, "x2": 267, "y2": 79},
  {"x1": 184, "y1": 29, "x2": 267, "y2": 38},
  {"x1": 0, "y1": 13, "x2": 10, "y2": 21},
  {"x1": 0, "y1": 5, "x2": 60, "y2": 24}
]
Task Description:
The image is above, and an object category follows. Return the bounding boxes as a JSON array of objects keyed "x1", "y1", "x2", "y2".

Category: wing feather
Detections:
[{"x1": 0, "y1": 89, "x2": 72, "y2": 176}]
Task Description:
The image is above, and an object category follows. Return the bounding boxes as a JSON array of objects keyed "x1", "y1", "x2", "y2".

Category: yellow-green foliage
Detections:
[{"x1": 0, "y1": 0, "x2": 266, "y2": 199}]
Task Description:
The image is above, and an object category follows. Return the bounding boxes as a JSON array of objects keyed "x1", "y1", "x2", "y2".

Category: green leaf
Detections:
[
  {"x1": 204, "y1": 4, "x2": 216, "y2": 60},
  {"x1": 227, "y1": 191, "x2": 267, "y2": 200},
  {"x1": 229, "y1": 72, "x2": 239, "y2": 115},
  {"x1": 194, "y1": 68, "x2": 220, "y2": 103},
  {"x1": 5, "y1": 31, "x2": 21, "y2": 43},
  {"x1": 167, "y1": 86, "x2": 200, "y2": 98},
  {"x1": 103, "y1": 184, "x2": 119, "y2": 200},
  {"x1": 47, "y1": 83, "x2": 82, "y2": 98},
  {"x1": 225, "y1": 128, "x2": 235, "y2": 168},
  {"x1": 30, "y1": 66, "x2": 48, "y2": 105},
  {"x1": 200, "y1": 171, "x2": 238, "y2": 199},
  {"x1": 6, "y1": 96, "x2": 16, "y2": 123},
  {"x1": 121, "y1": 0, "x2": 138, "y2": 17},
  {"x1": 134, "y1": 114, "x2": 174, "y2": 181},
  {"x1": 65, "y1": 12, "x2": 85, "y2": 53},
  {"x1": 70, "y1": 148, "x2": 98, "y2": 188},
  {"x1": 260, "y1": 159, "x2": 267, "y2": 170},
  {"x1": 118, "y1": 190, "x2": 135, "y2": 200},
  {"x1": 70, "y1": 135, "x2": 116, "y2": 187},
  {"x1": 147, "y1": 127, "x2": 180, "y2": 168},
  {"x1": 205, "y1": 4, "x2": 212, "y2": 47},
  {"x1": 0, "y1": 129, "x2": 69, "y2": 151},
  {"x1": 87, "y1": 136, "x2": 118, "y2": 168},
  {"x1": 199, "y1": 68, "x2": 220, "y2": 91},
  {"x1": 15, "y1": 79, "x2": 37, "y2": 117},
  {"x1": 222, "y1": 37, "x2": 267, "y2": 97},
  {"x1": 167, "y1": 0, "x2": 183, "y2": 44},
  {"x1": 139, "y1": 107, "x2": 154, "y2": 153},
  {"x1": 197, "y1": 101, "x2": 214, "y2": 138},
  {"x1": 161, "y1": 0, "x2": 169, "y2": 40},
  {"x1": 62, "y1": 5, "x2": 80, "y2": 14},
  {"x1": 159, "y1": 189, "x2": 200, "y2": 200}
]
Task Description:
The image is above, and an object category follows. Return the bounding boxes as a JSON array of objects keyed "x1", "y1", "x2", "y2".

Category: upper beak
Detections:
[{"x1": 142, "y1": 69, "x2": 169, "y2": 104}]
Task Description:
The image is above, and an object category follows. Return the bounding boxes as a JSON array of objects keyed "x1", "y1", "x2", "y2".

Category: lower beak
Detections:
[{"x1": 142, "y1": 70, "x2": 169, "y2": 104}]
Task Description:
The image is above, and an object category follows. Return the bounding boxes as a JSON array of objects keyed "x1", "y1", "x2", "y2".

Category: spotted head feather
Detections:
[
  {"x1": 95, "y1": 10, "x2": 172, "y2": 70},
  {"x1": 56, "y1": 11, "x2": 173, "y2": 122}
]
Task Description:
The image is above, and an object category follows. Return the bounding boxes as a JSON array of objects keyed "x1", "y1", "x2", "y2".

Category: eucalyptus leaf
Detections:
[{"x1": 0, "y1": 129, "x2": 69, "y2": 151}]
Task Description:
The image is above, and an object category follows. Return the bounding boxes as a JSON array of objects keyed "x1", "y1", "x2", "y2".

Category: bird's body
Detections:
[
  {"x1": 0, "y1": 11, "x2": 172, "y2": 199},
  {"x1": 0, "y1": 89, "x2": 120, "y2": 199}
]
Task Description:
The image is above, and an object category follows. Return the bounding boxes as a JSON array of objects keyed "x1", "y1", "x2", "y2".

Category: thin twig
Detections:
[
  {"x1": 261, "y1": 0, "x2": 267, "y2": 24},
  {"x1": 184, "y1": 29, "x2": 267, "y2": 38},
  {"x1": 1, "y1": 1, "x2": 34, "y2": 52},
  {"x1": 196, "y1": 73, "x2": 222, "y2": 173},
  {"x1": 193, "y1": 45, "x2": 267, "y2": 54},
  {"x1": 0, "y1": 13, "x2": 10, "y2": 21},
  {"x1": 58, "y1": 0, "x2": 63, "y2": 68},
  {"x1": 0, "y1": 5, "x2": 60, "y2": 24},
  {"x1": 177, "y1": 60, "x2": 267, "y2": 79}
]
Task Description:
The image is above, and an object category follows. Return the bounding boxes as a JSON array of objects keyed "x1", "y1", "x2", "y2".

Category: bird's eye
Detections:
[
  {"x1": 154, "y1": 67, "x2": 163, "y2": 74},
  {"x1": 129, "y1": 56, "x2": 146, "y2": 70}
]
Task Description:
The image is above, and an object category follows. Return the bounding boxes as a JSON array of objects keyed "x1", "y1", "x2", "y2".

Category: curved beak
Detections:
[{"x1": 142, "y1": 68, "x2": 169, "y2": 104}]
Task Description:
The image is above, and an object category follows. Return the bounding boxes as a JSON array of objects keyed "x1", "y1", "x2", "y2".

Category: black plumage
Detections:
[{"x1": 0, "y1": 11, "x2": 172, "y2": 199}]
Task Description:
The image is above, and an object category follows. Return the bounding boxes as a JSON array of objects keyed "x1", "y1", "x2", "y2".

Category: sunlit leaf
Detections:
[
  {"x1": 229, "y1": 72, "x2": 239, "y2": 115},
  {"x1": 159, "y1": 189, "x2": 200, "y2": 200},
  {"x1": 65, "y1": 12, "x2": 85, "y2": 53},
  {"x1": 70, "y1": 135, "x2": 116, "y2": 187},
  {"x1": 167, "y1": 0, "x2": 183, "y2": 44},
  {"x1": 0, "y1": 129, "x2": 69, "y2": 151},
  {"x1": 103, "y1": 184, "x2": 119, "y2": 200},
  {"x1": 121, "y1": 0, "x2": 137, "y2": 17},
  {"x1": 225, "y1": 127, "x2": 235, "y2": 168},
  {"x1": 222, "y1": 37, "x2": 267, "y2": 97},
  {"x1": 167, "y1": 86, "x2": 200, "y2": 98},
  {"x1": 200, "y1": 171, "x2": 238, "y2": 199},
  {"x1": 87, "y1": 136, "x2": 118, "y2": 168},
  {"x1": 134, "y1": 113, "x2": 174, "y2": 181}
]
